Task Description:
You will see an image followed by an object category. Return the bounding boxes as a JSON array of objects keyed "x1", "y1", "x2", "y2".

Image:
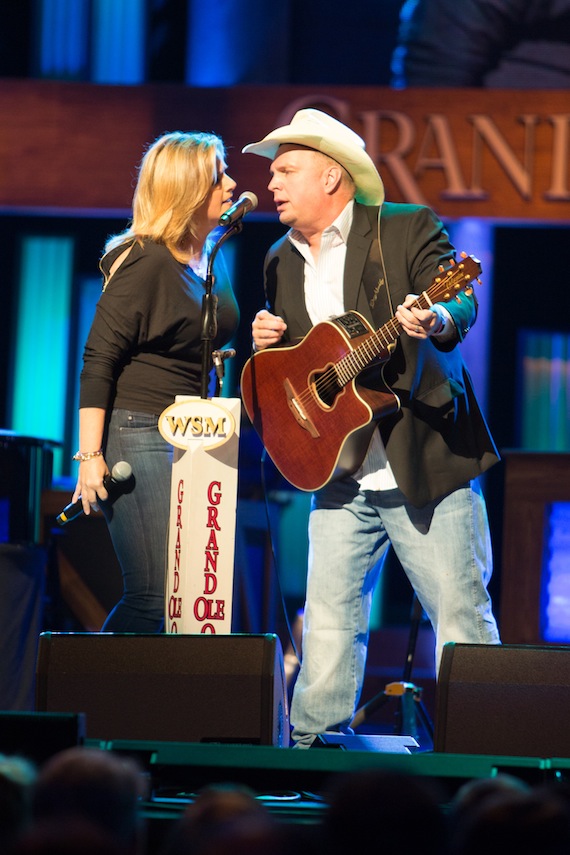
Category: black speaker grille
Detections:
[
  {"x1": 36, "y1": 632, "x2": 288, "y2": 746},
  {"x1": 435, "y1": 642, "x2": 570, "y2": 757}
]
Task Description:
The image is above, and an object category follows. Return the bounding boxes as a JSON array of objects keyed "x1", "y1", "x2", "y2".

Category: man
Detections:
[
  {"x1": 242, "y1": 109, "x2": 500, "y2": 748},
  {"x1": 392, "y1": 0, "x2": 570, "y2": 88}
]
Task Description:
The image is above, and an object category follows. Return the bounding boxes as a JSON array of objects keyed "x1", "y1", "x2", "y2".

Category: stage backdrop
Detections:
[{"x1": 0, "y1": 81, "x2": 568, "y2": 221}]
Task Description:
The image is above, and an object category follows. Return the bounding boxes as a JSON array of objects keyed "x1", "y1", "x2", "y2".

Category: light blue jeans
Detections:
[
  {"x1": 290, "y1": 477, "x2": 500, "y2": 747},
  {"x1": 100, "y1": 408, "x2": 173, "y2": 632}
]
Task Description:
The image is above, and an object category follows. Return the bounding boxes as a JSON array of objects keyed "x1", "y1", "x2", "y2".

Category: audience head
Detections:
[
  {"x1": 31, "y1": 746, "x2": 145, "y2": 854},
  {"x1": 0, "y1": 754, "x2": 37, "y2": 851},
  {"x1": 323, "y1": 769, "x2": 447, "y2": 855},
  {"x1": 449, "y1": 779, "x2": 570, "y2": 855},
  {"x1": 449, "y1": 773, "x2": 530, "y2": 830},
  {"x1": 161, "y1": 782, "x2": 279, "y2": 855}
]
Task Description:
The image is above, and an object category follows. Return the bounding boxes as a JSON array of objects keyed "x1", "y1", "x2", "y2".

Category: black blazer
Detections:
[{"x1": 263, "y1": 201, "x2": 499, "y2": 507}]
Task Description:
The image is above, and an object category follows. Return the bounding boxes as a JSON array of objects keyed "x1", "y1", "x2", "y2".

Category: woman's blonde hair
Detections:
[{"x1": 105, "y1": 131, "x2": 226, "y2": 259}]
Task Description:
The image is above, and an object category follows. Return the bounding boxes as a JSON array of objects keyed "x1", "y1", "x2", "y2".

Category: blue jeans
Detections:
[
  {"x1": 100, "y1": 408, "x2": 173, "y2": 632},
  {"x1": 290, "y1": 477, "x2": 500, "y2": 747}
]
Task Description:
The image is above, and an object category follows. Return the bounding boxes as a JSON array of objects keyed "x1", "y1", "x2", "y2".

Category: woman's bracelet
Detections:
[{"x1": 72, "y1": 449, "x2": 103, "y2": 462}]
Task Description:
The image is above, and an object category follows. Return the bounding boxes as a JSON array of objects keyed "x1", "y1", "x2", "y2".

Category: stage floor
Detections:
[
  {"x1": 97, "y1": 738, "x2": 569, "y2": 811},
  {"x1": 114, "y1": 739, "x2": 570, "y2": 852}
]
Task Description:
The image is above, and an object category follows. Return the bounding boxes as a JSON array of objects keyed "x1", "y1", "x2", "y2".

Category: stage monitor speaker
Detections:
[
  {"x1": 36, "y1": 632, "x2": 288, "y2": 747},
  {"x1": 435, "y1": 642, "x2": 570, "y2": 757}
]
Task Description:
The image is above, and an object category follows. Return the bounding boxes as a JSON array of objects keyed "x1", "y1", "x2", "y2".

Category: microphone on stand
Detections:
[
  {"x1": 218, "y1": 192, "x2": 258, "y2": 227},
  {"x1": 212, "y1": 348, "x2": 236, "y2": 381},
  {"x1": 56, "y1": 460, "x2": 133, "y2": 526},
  {"x1": 212, "y1": 348, "x2": 237, "y2": 392},
  {"x1": 201, "y1": 200, "x2": 250, "y2": 399}
]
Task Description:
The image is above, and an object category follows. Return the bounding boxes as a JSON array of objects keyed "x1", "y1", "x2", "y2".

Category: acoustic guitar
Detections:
[{"x1": 240, "y1": 254, "x2": 481, "y2": 491}]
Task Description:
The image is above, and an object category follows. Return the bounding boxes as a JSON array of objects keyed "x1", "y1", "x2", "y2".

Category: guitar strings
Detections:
[
  {"x1": 294, "y1": 317, "x2": 401, "y2": 410},
  {"x1": 291, "y1": 262, "x2": 473, "y2": 412}
]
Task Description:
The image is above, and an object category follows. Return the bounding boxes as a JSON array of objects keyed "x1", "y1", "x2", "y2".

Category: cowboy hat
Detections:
[{"x1": 242, "y1": 108, "x2": 384, "y2": 206}]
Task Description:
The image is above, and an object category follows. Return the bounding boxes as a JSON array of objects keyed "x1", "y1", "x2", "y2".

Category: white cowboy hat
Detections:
[{"x1": 242, "y1": 108, "x2": 384, "y2": 206}]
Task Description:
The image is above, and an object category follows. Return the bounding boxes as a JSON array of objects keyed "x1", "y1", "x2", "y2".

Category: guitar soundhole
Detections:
[{"x1": 312, "y1": 369, "x2": 342, "y2": 408}]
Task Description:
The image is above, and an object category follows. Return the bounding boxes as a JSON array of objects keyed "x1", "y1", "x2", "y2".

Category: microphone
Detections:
[
  {"x1": 56, "y1": 461, "x2": 133, "y2": 526},
  {"x1": 218, "y1": 191, "x2": 258, "y2": 227},
  {"x1": 212, "y1": 348, "x2": 236, "y2": 381}
]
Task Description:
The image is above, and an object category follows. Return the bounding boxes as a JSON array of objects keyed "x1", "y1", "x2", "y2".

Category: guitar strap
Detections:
[
  {"x1": 359, "y1": 205, "x2": 394, "y2": 325},
  {"x1": 376, "y1": 205, "x2": 396, "y2": 319}
]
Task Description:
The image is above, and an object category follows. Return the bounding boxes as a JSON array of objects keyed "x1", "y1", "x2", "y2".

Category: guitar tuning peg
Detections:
[
  {"x1": 438, "y1": 265, "x2": 445, "y2": 272},
  {"x1": 460, "y1": 251, "x2": 467, "y2": 259},
  {"x1": 476, "y1": 278, "x2": 482, "y2": 285}
]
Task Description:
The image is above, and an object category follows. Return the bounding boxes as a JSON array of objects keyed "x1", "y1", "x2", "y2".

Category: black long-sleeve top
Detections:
[{"x1": 80, "y1": 238, "x2": 239, "y2": 415}]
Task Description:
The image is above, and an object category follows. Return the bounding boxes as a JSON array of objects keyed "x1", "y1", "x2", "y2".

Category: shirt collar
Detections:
[{"x1": 288, "y1": 199, "x2": 355, "y2": 248}]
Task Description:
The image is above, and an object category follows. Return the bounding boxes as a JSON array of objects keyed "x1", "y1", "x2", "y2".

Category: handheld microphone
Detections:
[
  {"x1": 212, "y1": 348, "x2": 236, "y2": 381},
  {"x1": 56, "y1": 461, "x2": 133, "y2": 526},
  {"x1": 218, "y1": 191, "x2": 258, "y2": 227}
]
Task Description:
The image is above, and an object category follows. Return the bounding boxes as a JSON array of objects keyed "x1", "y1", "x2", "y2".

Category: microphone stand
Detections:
[{"x1": 200, "y1": 221, "x2": 243, "y2": 399}]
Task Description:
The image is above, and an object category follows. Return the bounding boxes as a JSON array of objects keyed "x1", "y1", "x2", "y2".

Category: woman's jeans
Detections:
[
  {"x1": 100, "y1": 408, "x2": 172, "y2": 632},
  {"x1": 290, "y1": 477, "x2": 500, "y2": 747}
]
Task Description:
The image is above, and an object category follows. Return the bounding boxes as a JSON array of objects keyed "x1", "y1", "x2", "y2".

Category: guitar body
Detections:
[{"x1": 240, "y1": 311, "x2": 400, "y2": 491}]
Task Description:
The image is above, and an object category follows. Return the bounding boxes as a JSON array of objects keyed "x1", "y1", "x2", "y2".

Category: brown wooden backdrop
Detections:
[{"x1": 1, "y1": 81, "x2": 569, "y2": 221}]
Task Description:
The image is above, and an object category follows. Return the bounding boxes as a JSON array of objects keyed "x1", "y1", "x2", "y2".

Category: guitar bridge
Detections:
[{"x1": 284, "y1": 378, "x2": 320, "y2": 438}]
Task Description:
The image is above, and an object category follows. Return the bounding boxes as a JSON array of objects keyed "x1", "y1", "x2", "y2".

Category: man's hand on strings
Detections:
[{"x1": 396, "y1": 294, "x2": 443, "y2": 339}]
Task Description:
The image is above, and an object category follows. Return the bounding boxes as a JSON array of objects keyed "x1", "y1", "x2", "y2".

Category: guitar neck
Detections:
[
  {"x1": 336, "y1": 315, "x2": 401, "y2": 385},
  {"x1": 335, "y1": 255, "x2": 480, "y2": 384}
]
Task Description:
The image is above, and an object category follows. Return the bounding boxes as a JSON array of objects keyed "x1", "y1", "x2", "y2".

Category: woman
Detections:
[{"x1": 72, "y1": 131, "x2": 240, "y2": 632}]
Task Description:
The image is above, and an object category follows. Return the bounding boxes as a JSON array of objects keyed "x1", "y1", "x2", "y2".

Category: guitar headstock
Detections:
[{"x1": 431, "y1": 252, "x2": 482, "y2": 303}]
